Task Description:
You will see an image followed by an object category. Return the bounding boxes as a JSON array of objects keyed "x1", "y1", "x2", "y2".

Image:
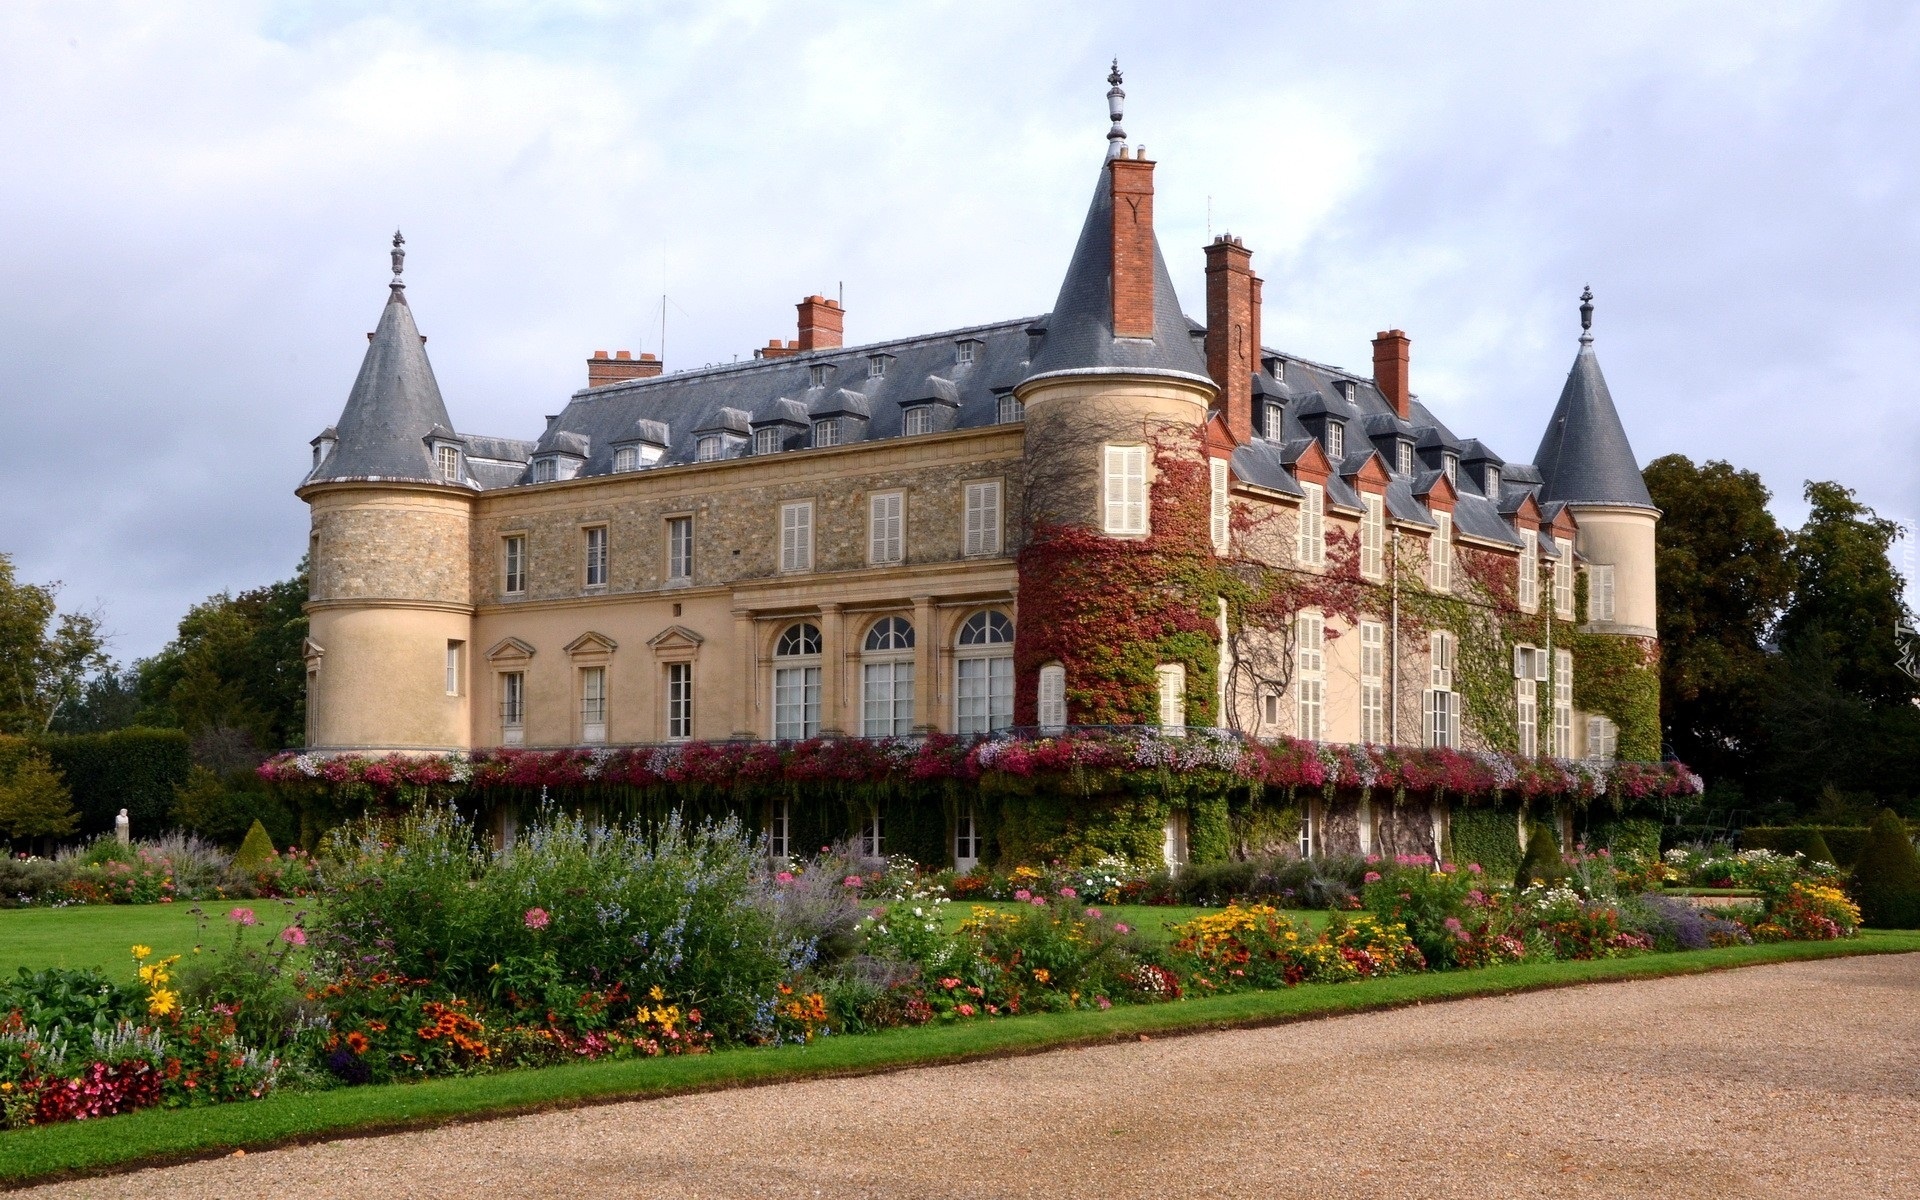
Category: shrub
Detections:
[
  {"x1": 1752, "y1": 883, "x2": 1860, "y2": 942},
  {"x1": 176, "y1": 904, "x2": 314, "y2": 1051},
  {"x1": 1621, "y1": 893, "x2": 1751, "y2": 952},
  {"x1": 1514, "y1": 821, "x2": 1566, "y2": 890},
  {"x1": 233, "y1": 820, "x2": 276, "y2": 871},
  {"x1": 32, "y1": 728, "x2": 189, "y2": 837},
  {"x1": 173, "y1": 766, "x2": 298, "y2": 849},
  {"x1": 1851, "y1": 809, "x2": 1920, "y2": 929},
  {"x1": 940, "y1": 897, "x2": 1144, "y2": 1014},
  {"x1": 0, "y1": 744, "x2": 78, "y2": 842},
  {"x1": 1448, "y1": 806, "x2": 1521, "y2": 880}
]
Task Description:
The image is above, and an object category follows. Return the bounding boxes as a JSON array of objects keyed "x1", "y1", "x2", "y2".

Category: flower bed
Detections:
[{"x1": 2, "y1": 837, "x2": 315, "y2": 909}]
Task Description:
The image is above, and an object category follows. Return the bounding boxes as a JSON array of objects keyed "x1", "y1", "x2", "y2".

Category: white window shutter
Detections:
[
  {"x1": 1513, "y1": 645, "x2": 1527, "y2": 679},
  {"x1": 1535, "y1": 651, "x2": 1550, "y2": 682},
  {"x1": 1422, "y1": 688, "x2": 1437, "y2": 747}
]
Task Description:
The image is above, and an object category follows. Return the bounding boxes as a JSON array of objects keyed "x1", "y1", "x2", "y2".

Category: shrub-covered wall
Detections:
[
  {"x1": 32, "y1": 728, "x2": 190, "y2": 837},
  {"x1": 1448, "y1": 805, "x2": 1523, "y2": 879}
]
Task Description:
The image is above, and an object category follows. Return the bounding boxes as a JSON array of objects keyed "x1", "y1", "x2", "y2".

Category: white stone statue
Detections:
[{"x1": 115, "y1": 808, "x2": 130, "y2": 845}]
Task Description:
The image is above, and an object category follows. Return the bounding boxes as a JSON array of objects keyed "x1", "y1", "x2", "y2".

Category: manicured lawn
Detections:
[
  {"x1": 0, "y1": 902, "x2": 300, "y2": 978},
  {"x1": 4, "y1": 931, "x2": 1916, "y2": 1187},
  {"x1": 935, "y1": 903, "x2": 1330, "y2": 945}
]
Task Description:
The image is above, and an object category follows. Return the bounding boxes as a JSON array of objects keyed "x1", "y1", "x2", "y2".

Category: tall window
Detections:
[
  {"x1": 861, "y1": 617, "x2": 915, "y2": 736},
  {"x1": 773, "y1": 623, "x2": 822, "y2": 739},
  {"x1": 1588, "y1": 565, "x2": 1616, "y2": 622},
  {"x1": 1103, "y1": 445, "x2": 1148, "y2": 535},
  {"x1": 869, "y1": 492, "x2": 904, "y2": 565},
  {"x1": 584, "y1": 526, "x2": 608, "y2": 588},
  {"x1": 1429, "y1": 513, "x2": 1452, "y2": 592},
  {"x1": 1443, "y1": 453, "x2": 1458, "y2": 484},
  {"x1": 1552, "y1": 649, "x2": 1573, "y2": 758},
  {"x1": 904, "y1": 406, "x2": 934, "y2": 436},
  {"x1": 1155, "y1": 663, "x2": 1187, "y2": 732},
  {"x1": 437, "y1": 444, "x2": 461, "y2": 483},
  {"x1": 954, "y1": 805, "x2": 982, "y2": 872},
  {"x1": 858, "y1": 814, "x2": 884, "y2": 858},
  {"x1": 697, "y1": 435, "x2": 723, "y2": 462},
  {"x1": 503, "y1": 535, "x2": 526, "y2": 595},
  {"x1": 964, "y1": 481, "x2": 1002, "y2": 556},
  {"x1": 1264, "y1": 400, "x2": 1283, "y2": 440},
  {"x1": 500, "y1": 671, "x2": 524, "y2": 745},
  {"x1": 445, "y1": 641, "x2": 464, "y2": 696},
  {"x1": 1553, "y1": 537, "x2": 1575, "y2": 618},
  {"x1": 1485, "y1": 465, "x2": 1502, "y2": 497},
  {"x1": 1261, "y1": 688, "x2": 1281, "y2": 728},
  {"x1": 1325, "y1": 420, "x2": 1344, "y2": 462},
  {"x1": 779, "y1": 502, "x2": 813, "y2": 572},
  {"x1": 1517, "y1": 531, "x2": 1538, "y2": 611},
  {"x1": 1037, "y1": 664, "x2": 1067, "y2": 733},
  {"x1": 1514, "y1": 645, "x2": 1541, "y2": 757},
  {"x1": 1359, "y1": 620, "x2": 1385, "y2": 744},
  {"x1": 1297, "y1": 484, "x2": 1325, "y2": 568},
  {"x1": 580, "y1": 667, "x2": 607, "y2": 744},
  {"x1": 767, "y1": 797, "x2": 791, "y2": 859},
  {"x1": 666, "y1": 662, "x2": 693, "y2": 741},
  {"x1": 811, "y1": 419, "x2": 840, "y2": 448},
  {"x1": 955, "y1": 611, "x2": 1014, "y2": 734},
  {"x1": 1360, "y1": 493, "x2": 1385, "y2": 580},
  {"x1": 754, "y1": 427, "x2": 781, "y2": 455},
  {"x1": 1298, "y1": 805, "x2": 1314, "y2": 858},
  {"x1": 1425, "y1": 631, "x2": 1459, "y2": 749},
  {"x1": 1210, "y1": 459, "x2": 1230, "y2": 554},
  {"x1": 1295, "y1": 611, "x2": 1324, "y2": 741},
  {"x1": 1586, "y1": 716, "x2": 1618, "y2": 763},
  {"x1": 1397, "y1": 440, "x2": 1414, "y2": 476},
  {"x1": 668, "y1": 516, "x2": 693, "y2": 582},
  {"x1": 996, "y1": 394, "x2": 1023, "y2": 424}
]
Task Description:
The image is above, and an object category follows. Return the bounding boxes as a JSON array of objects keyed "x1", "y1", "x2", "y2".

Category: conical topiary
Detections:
[
  {"x1": 1801, "y1": 829, "x2": 1837, "y2": 868},
  {"x1": 1514, "y1": 819, "x2": 1566, "y2": 891},
  {"x1": 233, "y1": 819, "x2": 276, "y2": 872},
  {"x1": 1852, "y1": 809, "x2": 1920, "y2": 929}
]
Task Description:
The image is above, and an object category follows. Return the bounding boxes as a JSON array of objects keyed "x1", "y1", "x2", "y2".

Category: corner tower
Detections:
[{"x1": 298, "y1": 233, "x2": 476, "y2": 751}]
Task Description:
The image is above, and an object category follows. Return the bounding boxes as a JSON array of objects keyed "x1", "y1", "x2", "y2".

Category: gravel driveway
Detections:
[{"x1": 26, "y1": 954, "x2": 1920, "y2": 1199}]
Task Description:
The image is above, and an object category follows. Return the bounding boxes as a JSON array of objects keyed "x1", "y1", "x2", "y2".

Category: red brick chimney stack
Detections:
[
  {"x1": 1204, "y1": 235, "x2": 1258, "y2": 443},
  {"x1": 1372, "y1": 329, "x2": 1411, "y2": 420},
  {"x1": 587, "y1": 349, "x2": 663, "y2": 388},
  {"x1": 1108, "y1": 148, "x2": 1157, "y2": 339},
  {"x1": 796, "y1": 295, "x2": 844, "y2": 351}
]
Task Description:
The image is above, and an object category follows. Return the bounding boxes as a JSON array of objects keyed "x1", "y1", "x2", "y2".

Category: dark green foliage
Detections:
[
  {"x1": 1801, "y1": 830, "x2": 1837, "y2": 867},
  {"x1": 48, "y1": 666, "x2": 142, "y2": 734},
  {"x1": 32, "y1": 727, "x2": 190, "y2": 836},
  {"x1": 1776, "y1": 483, "x2": 1917, "y2": 707},
  {"x1": 1514, "y1": 820, "x2": 1565, "y2": 890},
  {"x1": 1852, "y1": 809, "x2": 1920, "y2": 929},
  {"x1": 0, "y1": 967, "x2": 147, "y2": 1037},
  {"x1": 1739, "y1": 826, "x2": 1841, "y2": 865},
  {"x1": 173, "y1": 766, "x2": 298, "y2": 849},
  {"x1": 134, "y1": 566, "x2": 309, "y2": 753},
  {"x1": 1167, "y1": 854, "x2": 1364, "y2": 908},
  {"x1": 1186, "y1": 792, "x2": 1232, "y2": 866},
  {"x1": 1587, "y1": 816, "x2": 1662, "y2": 863},
  {"x1": 0, "y1": 740, "x2": 78, "y2": 841},
  {"x1": 233, "y1": 820, "x2": 276, "y2": 871},
  {"x1": 1448, "y1": 806, "x2": 1521, "y2": 880}
]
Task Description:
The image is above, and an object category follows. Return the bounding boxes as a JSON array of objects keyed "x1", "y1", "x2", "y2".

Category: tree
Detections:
[
  {"x1": 49, "y1": 664, "x2": 142, "y2": 734},
  {"x1": 1643, "y1": 456, "x2": 1793, "y2": 784},
  {"x1": 136, "y1": 564, "x2": 309, "y2": 754},
  {"x1": 1775, "y1": 481, "x2": 1917, "y2": 706},
  {"x1": 0, "y1": 551, "x2": 110, "y2": 735},
  {"x1": 0, "y1": 742, "x2": 79, "y2": 842}
]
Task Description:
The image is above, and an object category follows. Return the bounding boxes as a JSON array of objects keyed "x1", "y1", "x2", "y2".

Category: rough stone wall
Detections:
[{"x1": 309, "y1": 487, "x2": 471, "y2": 605}]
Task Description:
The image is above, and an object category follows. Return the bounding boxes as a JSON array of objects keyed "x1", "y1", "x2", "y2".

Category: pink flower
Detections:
[
  {"x1": 940, "y1": 977, "x2": 962, "y2": 989},
  {"x1": 1086, "y1": 908, "x2": 1103, "y2": 919},
  {"x1": 1096, "y1": 995, "x2": 1112, "y2": 1010},
  {"x1": 227, "y1": 907, "x2": 257, "y2": 926},
  {"x1": 1467, "y1": 863, "x2": 1483, "y2": 875},
  {"x1": 842, "y1": 875, "x2": 863, "y2": 889},
  {"x1": 1440, "y1": 863, "x2": 1457, "y2": 873},
  {"x1": 1363, "y1": 871, "x2": 1382, "y2": 884},
  {"x1": 1365, "y1": 854, "x2": 1381, "y2": 865},
  {"x1": 523, "y1": 907, "x2": 551, "y2": 930},
  {"x1": 775, "y1": 871, "x2": 795, "y2": 884},
  {"x1": 1013, "y1": 888, "x2": 1032, "y2": 901},
  {"x1": 1058, "y1": 886, "x2": 1077, "y2": 898},
  {"x1": 279, "y1": 926, "x2": 307, "y2": 947},
  {"x1": 1114, "y1": 923, "x2": 1131, "y2": 934},
  {"x1": 1030, "y1": 897, "x2": 1046, "y2": 907},
  {"x1": 957, "y1": 1003, "x2": 976, "y2": 1017}
]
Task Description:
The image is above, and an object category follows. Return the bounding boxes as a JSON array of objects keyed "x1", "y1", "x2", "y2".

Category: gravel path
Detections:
[{"x1": 26, "y1": 954, "x2": 1920, "y2": 1199}]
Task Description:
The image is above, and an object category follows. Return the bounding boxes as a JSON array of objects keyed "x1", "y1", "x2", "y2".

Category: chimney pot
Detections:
[
  {"x1": 1371, "y1": 329, "x2": 1412, "y2": 421},
  {"x1": 593, "y1": 350, "x2": 609, "y2": 359},
  {"x1": 614, "y1": 350, "x2": 631, "y2": 360},
  {"x1": 588, "y1": 346, "x2": 663, "y2": 386},
  {"x1": 640, "y1": 352, "x2": 657, "y2": 362}
]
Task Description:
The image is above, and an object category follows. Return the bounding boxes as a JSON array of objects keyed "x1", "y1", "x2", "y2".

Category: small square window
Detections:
[
  {"x1": 868, "y1": 356, "x2": 888, "y2": 379},
  {"x1": 904, "y1": 406, "x2": 934, "y2": 436},
  {"x1": 532, "y1": 458, "x2": 557, "y2": 484},
  {"x1": 809, "y1": 364, "x2": 826, "y2": 388},
  {"x1": 613, "y1": 446, "x2": 638, "y2": 473},
  {"x1": 956, "y1": 341, "x2": 977, "y2": 364}
]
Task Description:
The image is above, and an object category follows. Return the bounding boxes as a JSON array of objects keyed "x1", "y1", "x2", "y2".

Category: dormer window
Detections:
[
  {"x1": 1325, "y1": 420, "x2": 1344, "y2": 462},
  {"x1": 1443, "y1": 452, "x2": 1458, "y2": 484},
  {"x1": 754, "y1": 427, "x2": 781, "y2": 455},
  {"x1": 904, "y1": 406, "x2": 934, "y2": 436},
  {"x1": 613, "y1": 446, "x2": 638, "y2": 472},
  {"x1": 867, "y1": 355, "x2": 890, "y2": 379},
  {"x1": 956, "y1": 340, "x2": 978, "y2": 365},
  {"x1": 1485, "y1": 465, "x2": 1502, "y2": 497},
  {"x1": 436, "y1": 444, "x2": 461, "y2": 483},
  {"x1": 809, "y1": 364, "x2": 826, "y2": 388},
  {"x1": 532, "y1": 458, "x2": 557, "y2": 484},
  {"x1": 1264, "y1": 401, "x2": 1283, "y2": 440},
  {"x1": 696, "y1": 435, "x2": 723, "y2": 462},
  {"x1": 1397, "y1": 440, "x2": 1414, "y2": 476},
  {"x1": 1340, "y1": 380, "x2": 1359, "y2": 405},
  {"x1": 997, "y1": 393, "x2": 1023, "y2": 424},
  {"x1": 812, "y1": 418, "x2": 840, "y2": 448}
]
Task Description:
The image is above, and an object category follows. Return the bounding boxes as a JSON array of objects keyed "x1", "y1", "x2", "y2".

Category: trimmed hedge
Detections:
[
  {"x1": 30, "y1": 728, "x2": 189, "y2": 837},
  {"x1": 1853, "y1": 810, "x2": 1920, "y2": 929},
  {"x1": 1739, "y1": 824, "x2": 1920, "y2": 868}
]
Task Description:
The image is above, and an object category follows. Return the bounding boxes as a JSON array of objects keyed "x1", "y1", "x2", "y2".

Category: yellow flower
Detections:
[
  {"x1": 131, "y1": 944, "x2": 152, "y2": 961},
  {"x1": 148, "y1": 988, "x2": 179, "y2": 1017},
  {"x1": 649, "y1": 985, "x2": 665, "y2": 1002}
]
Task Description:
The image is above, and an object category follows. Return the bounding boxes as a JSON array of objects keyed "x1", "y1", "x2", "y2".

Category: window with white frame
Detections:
[
  {"x1": 754, "y1": 427, "x2": 782, "y2": 455},
  {"x1": 613, "y1": 446, "x2": 639, "y2": 473},
  {"x1": 580, "y1": 666, "x2": 607, "y2": 744},
  {"x1": 869, "y1": 492, "x2": 904, "y2": 565},
  {"x1": 773, "y1": 623, "x2": 822, "y2": 739},
  {"x1": 1553, "y1": 538, "x2": 1575, "y2": 618},
  {"x1": 954, "y1": 805, "x2": 982, "y2": 872},
  {"x1": 956, "y1": 340, "x2": 976, "y2": 364},
  {"x1": 903, "y1": 406, "x2": 934, "y2": 436},
  {"x1": 868, "y1": 355, "x2": 889, "y2": 379},
  {"x1": 1361, "y1": 492, "x2": 1385, "y2": 580},
  {"x1": 1485, "y1": 465, "x2": 1502, "y2": 497},
  {"x1": 812, "y1": 419, "x2": 839, "y2": 448},
  {"x1": 859, "y1": 813, "x2": 884, "y2": 858},
  {"x1": 1425, "y1": 630, "x2": 1459, "y2": 749},
  {"x1": 779, "y1": 502, "x2": 813, "y2": 572},
  {"x1": 1588, "y1": 565, "x2": 1616, "y2": 622},
  {"x1": 697, "y1": 435, "x2": 723, "y2": 462},
  {"x1": 666, "y1": 662, "x2": 693, "y2": 741},
  {"x1": 1552, "y1": 648, "x2": 1573, "y2": 758},
  {"x1": 997, "y1": 393, "x2": 1023, "y2": 424},
  {"x1": 445, "y1": 641, "x2": 464, "y2": 696},
  {"x1": 1517, "y1": 531, "x2": 1539, "y2": 611},
  {"x1": 1586, "y1": 715, "x2": 1618, "y2": 762},
  {"x1": 1103, "y1": 445, "x2": 1148, "y2": 535},
  {"x1": 1210, "y1": 459, "x2": 1230, "y2": 554},
  {"x1": 1298, "y1": 804, "x2": 1314, "y2": 858},
  {"x1": 1155, "y1": 663, "x2": 1187, "y2": 732},
  {"x1": 437, "y1": 444, "x2": 461, "y2": 483},
  {"x1": 861, "y1": 617, "x2": 915, "y2": 736},
  {"x1": 584, "y1": 526, "x2": 608, "y2": 588},
  {"x1": 1264, "y1": 401, "x2": 1284, "y2": 440},
  {"x1": 767, "y1": 797, "x2": 791, "y2": 859},
  {"x1": 1359, "y1": 621, "x2": 1385, "y2": 744},
  {"x1": 1513, "y1": 645, "x2": 1544, "y2": 756},
  {"x1": 1037, "y1": 664, "x2": 1067, "y2": 732},
  {"x1": 1261, "y1": 688, "x2": 1281, "y2": 728},
  {"x1": 965, "y1": 481, "x2": 1002, "y2": 556},
  {"x1": 1297, "y1": 483, "x2": 1326, "y2": 567},
  {"x1": 1397, "y1": 440, "x2": 1414, "y2": 476},
  {"x1": 500, "y1": 671, "x2": 524, "y2": 745},
  {"x1": 532, "y1": 458, "x2": 557, "y2": 483},
  {"x1": 1295, "y1": 610, "x2": 1325, "y2": 741},
  {"x1": 503, "y1": 535, "x2": 526, "y2": 595},
  {"x1": 955, "y1": 611, "x2": 1014, "y2": 734},
  {"x1": 1429, "y1": 513, "x2": 1452, "y2": 592},
  {"x1": 808, "y1": 364, "x2": 826, "y2": 388},
  {"x1": 667, "y1": 516, "x2": 693, "y2": 583},
  {"x1": 1325, "y1": 420, "x2": 1344, "y2": 462},
  {"x1": 1443, "y1": 453, "x2": 1458, "y2": 484}
]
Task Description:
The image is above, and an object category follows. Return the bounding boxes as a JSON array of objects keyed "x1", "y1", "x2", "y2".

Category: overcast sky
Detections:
[{"x1": 3, "y1": 1, "x2": 1917, "y2": 662}]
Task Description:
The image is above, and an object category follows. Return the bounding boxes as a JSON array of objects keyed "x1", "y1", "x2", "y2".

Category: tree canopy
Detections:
[{"x1": 0, "y1": 552, "x2": 109, "y2": 735}]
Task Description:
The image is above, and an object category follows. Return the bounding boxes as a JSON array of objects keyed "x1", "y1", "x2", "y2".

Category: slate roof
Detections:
[
  {"x1": 306, "y1": 285, "x2": 459, "y2": 485},
  {"x1": 1532, "y1": 342, "x2": 1656, "y2": 509}
]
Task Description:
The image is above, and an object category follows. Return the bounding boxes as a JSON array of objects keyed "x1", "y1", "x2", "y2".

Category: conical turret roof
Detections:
[
  {"x1": 1023, "y1": 161, "x2": 1210, "y2": 385},
  {"x1": 307, "y1": 237, "x2": 458, "y2": 485},
  {"x1": 1532, "y1": 300, "x2": 1654, "y2": 509}
]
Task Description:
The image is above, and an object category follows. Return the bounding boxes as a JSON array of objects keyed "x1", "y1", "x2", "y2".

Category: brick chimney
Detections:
[
  {"x1": 1204, "y1": 235, "x2": 1259, "y2": 443},
  {"x1": 796, "y1": 295, "x2": 844, "y2": 351},
  {"x1": 1109, "y1": 148, "x2": 1156, "y2": 338},
  {"x1": 756, "y1": 339, "x2": 801, "y2": 360},
  {"x1": 1372, "y1": 330, "x2": 1411, "y2": 420},
  {"x1": 587, "y1": 349, "x2": 663, "y2": 388}
]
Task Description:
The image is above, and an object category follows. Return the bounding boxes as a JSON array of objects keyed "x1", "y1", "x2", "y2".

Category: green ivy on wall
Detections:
[{"x1": 1447, "y1": 804, "x2": 1522, "y2": 879}]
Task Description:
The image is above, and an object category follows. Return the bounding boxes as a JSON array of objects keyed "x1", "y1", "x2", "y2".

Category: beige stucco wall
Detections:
[
  {"x1": 1571, "y1": 505, "x2": 1659, "y2": 637},
  {"x1": 306, "y1": 603, "x2": 475, "y2": 750}
]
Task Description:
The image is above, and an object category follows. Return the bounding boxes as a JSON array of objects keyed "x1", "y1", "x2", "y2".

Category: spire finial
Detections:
[
  {"x1": 388, "y1": 230, "x2": 407, "y2": 304},
  {"x1": 1578, "y1": 284, "x2": 1594, "y2": 346},
  {"x1": 1106, "y1": 59, "x2": 1126, "y2": 159}
]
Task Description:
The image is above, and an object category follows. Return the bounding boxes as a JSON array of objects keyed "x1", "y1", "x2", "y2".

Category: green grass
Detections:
[
  {"x1": 4, "y1": 931, "x2": 1916, "y2": 1186},
  {"x1": 0, "y1": 902, "x2": 298, "y2": 978}
]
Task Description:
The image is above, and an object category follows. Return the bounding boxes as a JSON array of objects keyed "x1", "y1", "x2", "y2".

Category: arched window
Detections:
[
  {"x1": 773, "y1": 623, "x2": 821, "y2": 739},
  {"x1": 862, "y1": 617, "x2": 915, "y2": 736},
  {"x1": 955, "y1": 610, "x2": 1014, "y2": 734}
]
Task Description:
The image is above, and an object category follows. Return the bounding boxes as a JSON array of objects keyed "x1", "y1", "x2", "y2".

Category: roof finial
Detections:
[
  {"x1": 389, "y1": 230, "x2": 407, "y2": 304},
  {"x1": 1106, "y1": 59, "x2": 1127, "y2": 159},
  {"x1": 1578, "y1": 284, "x2": 1594, "y2": 346}
]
